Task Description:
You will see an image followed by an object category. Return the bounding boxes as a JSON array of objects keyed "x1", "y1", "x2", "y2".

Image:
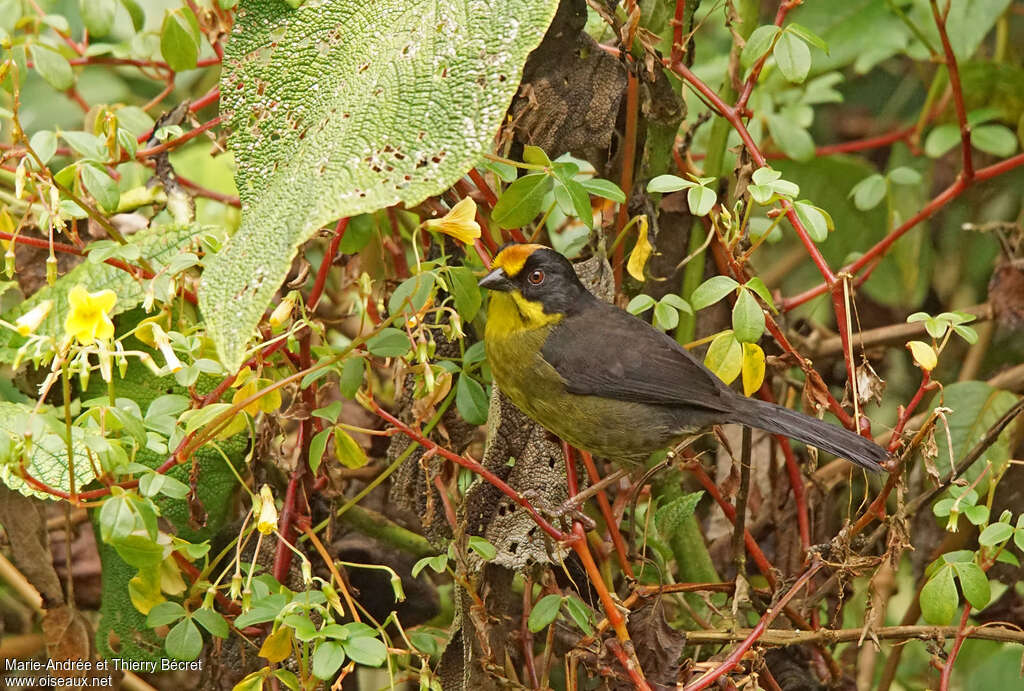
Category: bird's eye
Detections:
[{"x1": 528, "y1": 269, "x2": 545, "y2": 285}]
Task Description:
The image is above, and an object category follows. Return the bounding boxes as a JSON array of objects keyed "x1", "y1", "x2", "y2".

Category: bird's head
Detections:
[{"x1": 478, "y1": 244, "x2": 589, "y2": 323}]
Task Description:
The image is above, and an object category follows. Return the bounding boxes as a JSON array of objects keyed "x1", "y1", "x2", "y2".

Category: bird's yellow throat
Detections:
[{"x1": 485, "y1": 291, "x2": 562, "y2": 338}]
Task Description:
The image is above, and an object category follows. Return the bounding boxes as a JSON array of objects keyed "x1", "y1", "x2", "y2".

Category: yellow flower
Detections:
[
  {"x1": 65, "y1": 286, "x2": 116, "y2": 344},
  {"x1": 256, "y1": 484, "x2": 278, "y2": 535},
  {"x1": 15, "y1": 300, "x2": 53, "y2": 336},
  {"x1": 425, "y1": 197, "x2": 481, "y2": 244}
]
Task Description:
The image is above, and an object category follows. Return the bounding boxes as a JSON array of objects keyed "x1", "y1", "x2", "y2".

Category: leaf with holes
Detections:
[{"x1": 202, "y1": 0, "x2": 559, "y2": 370}]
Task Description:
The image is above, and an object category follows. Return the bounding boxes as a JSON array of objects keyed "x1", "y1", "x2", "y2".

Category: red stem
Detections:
[
  {"x1": 307, "y1": 218, "x2": 348, "y2": 310},
  {"x1": 929, "y1": 0, "x2": 973, "y2": 181},
  {"x1": 735, "y1": 1, "x2": 800, "y2": 112},
  {"x1": 0, "y1": 230, "x2": 197, "y2": 304},
  {"x1": 939, "y1": 606, "x2": 972, "y2": 690},
  {"x1": 781, "y1": 151, "x2": 1024, "y2": 310},
  {"x1": 135, "y1": 116, "x2": 222, "y2": 159},
  {"x1": 579, "y1": 450, "x2": 635, "y2": 579},
  {"x1": 683, "y1": 558, "x2": 823, "y2": 690},
  {"x1": 688, "y1": 463, "x2": 778, "y2": 589},
  {"x1": 370, "y1": 399, "x2": 567, "y2": 541}
]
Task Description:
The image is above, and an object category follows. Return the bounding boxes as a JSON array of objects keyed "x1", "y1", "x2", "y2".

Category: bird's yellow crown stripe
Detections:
[{"x1": 491, "y1": 244, "x2": 543, "y2": 277}]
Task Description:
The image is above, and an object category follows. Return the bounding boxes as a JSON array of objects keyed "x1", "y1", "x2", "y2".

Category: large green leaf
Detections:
[
  {"x1": 0, "y1": 223, "x2": 209, "y2": 362},
  {"x1": 202, "y1": 0, "x2": 559, "y2": 370},
  {"x1": 0, "y1": 402, "x2": 94, "y2": 500}
]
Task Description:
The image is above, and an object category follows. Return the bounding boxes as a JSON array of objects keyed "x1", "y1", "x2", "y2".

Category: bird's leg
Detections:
[{"x1": 666, "y1": 433, "x2": 709, "y2": 465}]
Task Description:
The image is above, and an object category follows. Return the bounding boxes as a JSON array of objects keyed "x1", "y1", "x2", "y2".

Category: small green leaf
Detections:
[
  {"x1": 952, "y1": 562, "x2": 990, "y2": 610},
  {"x1": 339, "y1": 357, "x2": 364, "y2": 399},
  {"x1": 522, "y1": 145, "x2": 552, "y2": 167},
  {"x1": 113, "y1": 534, "x2": 166, "y2": 568},
  {"x1": 687, "y1": 185, "x2": 717, "y2": 216},
  {"x1": 342, "y1": 635, "x2": 387, "y2": 667},
  {"x1": 964, "y1": 504, "x2": 989, "y2": 526},
  {"x1": 192, "y1": 608, "x2": 229, "y2": 639},
  {"x1": 146, "y1": 601, "x2": 187, "y2": 627},
  {"x1": 744, "y1": 277, "x2": 775, "y2": 311},
  {"x1": 972, "y1": 125, "x2": 1017, "y2": 157},
  {"x1": 366, "y1": 328, "x2": 411, "y2": 358},
  {"x1": 740, "y1": 25, "x2": 781, "y2": 68},
  {"x1": 774, "y1": 31, "x2": 811, "y2": 83},
  {"x1": 887, "y1": 166, "x2": 921, "y2": 185},
  {"x1": 579, "y1": 178, "x2": 625, "y2": 203},
  {"x1": 449, "y1": 266, "x2": 483, "y2": 321},
  {"x1": 563, "y1": 595, "x2": 593, "y2": 634},
  {"x1": 924, "y1": 124, "x2": 960, "y2": 158},
  {"x1": 647, "y1": 174, "x2": 690, "y2": 193},
  {"x1": 560, "y1": 178, "x2": 593, "y2": 228},
  {"x1": 29, "y1": 130, "x2": 58, "y2": 166},
  {"x1": 121, "y1": 0, "x2": 146, "y2": 30},
  {"x1": 690, "y1": 276, "x2": 739, "y2": 310},
  {"x1": 31, "y1": 44, "x2": 74, "y2": 91},
  {"x1": 80, "y1": 164, "x2": 120, "y2": 213},
  {"x1": 309, "y1": 428, "x2": 331, "y2": 475},
  {"x1": 161, "y1": 8, "x2": 202, "y2": 73},
  {"x1": 785, "y1": 23, "x2": 828, "y2": 53},
  {"x1": 653, "y1": 301, "x2": 679, "y2": 331},
  {"x1": 165, "y1": 618, "x2": 203, "y2": 661},
  {"x1": 766, "y1": 115, "x2": 815, "y2": 161},
  {"x1": 920, "y1": 565, "x2": 958, "y2": 625},
  {"x1": 951, "y1": 324, "x2": 978, "y2": 344},
  {"x1": 704, "y1": 331, "x2": 742, "y2": 385},
  {"x1": 389, "y1": 273, "x2": 435, "y2": 321},
  {"x1": 732, "y1": 289, "x2": 765, "y2": 343},
  {"x1": 80, "y1": 0, "x2": 117, "y2": 36},
  {"x1": 333, "y1": 428, "x2": 368, "y2": 469},
  {"x1": 793, "y1": 200, "x2": 829, "y2": 242},
  {"x1": 467, "y1": 535, "x2": 497, "y2": 560},
  {"x1": 456, "y1": 374, "x2": 488, "y2": 426},
  {"x1": 626, "y1": 294, "x2": 656, "y2": 315},
  {"x1": 660, "y1": 293, "x2": 692, "y2": 314},
  {"x1": 311, "y1": 640, "x2": 346, "y2": 679},
  {"x1": 491, "y1": 174, "x2": 553, "y2": 229},
  {"x1": 527, "y1": 594, "x2": 562, "y2": 633},
  {"x1": 850, "y1": 174, "x2": 886, "y2": 211},
  {"x1": 979, "y1": 522, "x2": 1014, "y2": 547}
]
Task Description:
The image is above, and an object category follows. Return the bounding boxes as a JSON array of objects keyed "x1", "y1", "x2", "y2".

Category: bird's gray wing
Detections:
[{"x1": 540, "y1": 302, "x2": 735, "y2": 412}]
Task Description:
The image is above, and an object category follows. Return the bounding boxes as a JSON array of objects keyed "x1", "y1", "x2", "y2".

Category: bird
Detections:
[{"x1": 478, "y1": 243, "x2": 888, "y2": 472}]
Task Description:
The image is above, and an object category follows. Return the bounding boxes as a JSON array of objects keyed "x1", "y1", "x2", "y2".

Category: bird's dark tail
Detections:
[{"x1": 728, "y1": 397, "x2": 888, "y2": 472}]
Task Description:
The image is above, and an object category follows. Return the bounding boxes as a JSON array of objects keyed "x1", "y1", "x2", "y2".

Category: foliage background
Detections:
[{"x1": 0, "y1": 0, "x2": 1022, "y2": 690}]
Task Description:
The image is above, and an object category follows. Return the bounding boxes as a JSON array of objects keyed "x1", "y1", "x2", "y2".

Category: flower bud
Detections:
[
  {"x1": 15, "y1": 300, "x2": 52, "y2": 336},
  {"x1": 256, "y1": 484, "x2": 278, "y2": 535}
]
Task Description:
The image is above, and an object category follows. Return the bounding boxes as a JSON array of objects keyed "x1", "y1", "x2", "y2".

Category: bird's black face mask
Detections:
[{"x1": 479, "y1": 245, "x2": 590, "y2": 316}]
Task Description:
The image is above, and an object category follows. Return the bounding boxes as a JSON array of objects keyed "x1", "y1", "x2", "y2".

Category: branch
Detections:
[
  {"x1": 930, "y1": 0, "x2": 973, "y2": 181},
  {"x1": 684, "y1": 623, "x2": 1024, "y2": 647},
  {"x1": 684, "y1": 557, "x2": 824, "y2": 690}
]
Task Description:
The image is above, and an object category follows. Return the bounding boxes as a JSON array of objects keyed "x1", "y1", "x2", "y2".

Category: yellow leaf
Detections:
[
  {"x1": 626, "y1": 215, "x2": 651, "y2": 282},
  {"x1": 741, "y1": 342, "x2": 766, "y2": 396},
  {"x1": 128, "y1": 568, "x2": 164, "y2": 615},
  {"x1": 159, "y1": 556, "x2": 187, "y2": 596},
  {"x1": 259, "y1": 625, "x2": 293, "y2": 664},
  {"x1": 704, "y1": 330, "x2": 742, "y2": 385},
  {"x1": 216, "y1": 413, "x2": 248, "y2": 440},
  {"x1": 907, "y1": 340, "x2": 937, "y2": 371},
  {"x1": 334, "y1": 427, "x2": 369, "y2": 469}
]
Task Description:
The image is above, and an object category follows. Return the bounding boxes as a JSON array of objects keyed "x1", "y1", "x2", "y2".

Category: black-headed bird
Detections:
[{"x1": 478, "y1": 243, "x2": 888, "y2": 472}]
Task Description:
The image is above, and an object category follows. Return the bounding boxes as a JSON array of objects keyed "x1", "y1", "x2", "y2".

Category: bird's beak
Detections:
[{"x1": 478, "y1": 267, "x2": 515, "y2": 292}]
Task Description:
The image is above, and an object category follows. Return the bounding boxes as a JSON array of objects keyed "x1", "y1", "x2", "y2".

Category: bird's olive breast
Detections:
[{"x1": 484, "y1": 294, "x2": 689, "y2": 461}]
